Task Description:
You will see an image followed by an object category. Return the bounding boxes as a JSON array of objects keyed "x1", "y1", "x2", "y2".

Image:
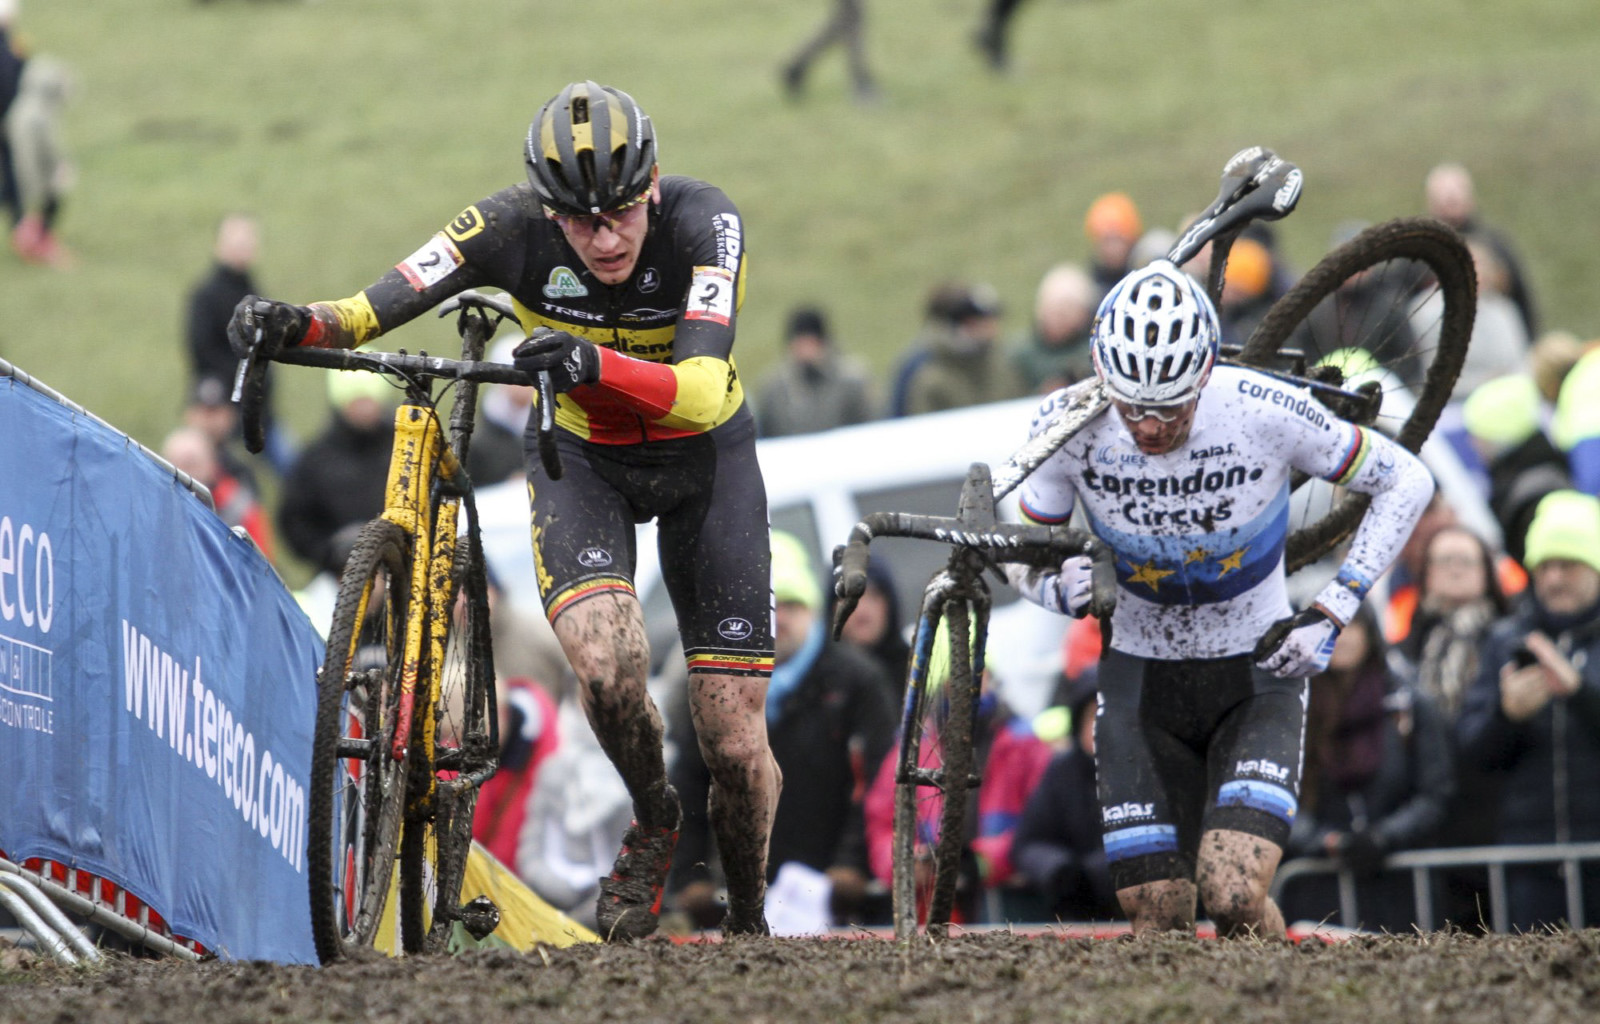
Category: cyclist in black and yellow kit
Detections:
[{"x1": 229, "y1": 81, "x2": 777, "y2": 939}]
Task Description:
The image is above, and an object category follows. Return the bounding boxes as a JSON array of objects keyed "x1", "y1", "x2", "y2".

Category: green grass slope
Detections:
[{"x1": 4, "y1": 0, "x2": 1598, "y2": 449}]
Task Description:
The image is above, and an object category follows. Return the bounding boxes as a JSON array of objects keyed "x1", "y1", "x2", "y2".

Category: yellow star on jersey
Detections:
[
  {"x1": 1216, "y1": 545, "x2": 1249, "y2": 576},
  {"x1": 1125, "y1": 558, "x2": 1177, "y2": 592},
  {"x1": 1184, "y1": 547, "x2": 1208, "y2": 566}
]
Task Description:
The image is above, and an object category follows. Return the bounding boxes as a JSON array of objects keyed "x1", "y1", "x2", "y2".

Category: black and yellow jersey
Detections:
[{"x1": 303, "y1": 175, "x2": 749, "y2": 445}]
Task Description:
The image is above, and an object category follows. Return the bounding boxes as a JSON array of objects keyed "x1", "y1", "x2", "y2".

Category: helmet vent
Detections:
[
  {"x1": 1144, "y1": 322, "x2": 1159, "y2": 347},
  {"x1": 572, "y1": 94, "x2": 590, "y2": 124},
  {"x1": 607, "y1": 146, "x2": 627, "y2": 190},
  {"x1": 577, "y1": 150, "x2": 598, "y2": 195}
]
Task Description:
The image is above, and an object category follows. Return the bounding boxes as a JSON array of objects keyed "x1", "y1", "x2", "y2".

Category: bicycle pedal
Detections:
[{"x1": 457, "y1": 894, "x2": 501, "y2": 941}]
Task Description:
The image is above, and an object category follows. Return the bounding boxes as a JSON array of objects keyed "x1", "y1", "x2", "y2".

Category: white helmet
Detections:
[{"x1": 1091, "y1": 259, "x2": 1219, "y2": 406}]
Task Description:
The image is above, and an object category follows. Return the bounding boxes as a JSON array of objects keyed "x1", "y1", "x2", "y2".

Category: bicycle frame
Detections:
[
  {"x1": 377, "y1": 402, "x2": 461, "y2": 782},
  {"x1": 242, "y1": 299, "x2": 530, "y2": 961}
]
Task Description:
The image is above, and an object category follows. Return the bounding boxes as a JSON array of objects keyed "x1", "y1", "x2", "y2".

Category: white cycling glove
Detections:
[
  {"x1": 1254, "y1": 580, "x2": 1360, "y2": 678},
  {"x1": 1007, "y1": 555, "x2": 1095, "y2": 618},
  {"x1": 1253, "y1": 608, "x2": 1340, "y2": 678}
]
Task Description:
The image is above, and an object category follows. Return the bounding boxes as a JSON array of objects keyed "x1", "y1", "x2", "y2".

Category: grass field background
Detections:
[{"x1": 5, "y1": 0, "x2": 1598, "y2": 453}]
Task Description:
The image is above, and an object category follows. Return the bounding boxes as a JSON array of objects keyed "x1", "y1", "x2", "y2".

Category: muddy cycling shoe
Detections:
[
  {"x1": 721, "y1": 902, "x2": 771, "y2": 938},
  {"x1": 597, "y1": 819, "x2": 680, "y2": 941}
]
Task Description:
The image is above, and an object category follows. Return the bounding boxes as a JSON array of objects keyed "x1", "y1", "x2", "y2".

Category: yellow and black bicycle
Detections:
[{"x1": 235, "y1": 292, "x2": 558, "y2": 963}]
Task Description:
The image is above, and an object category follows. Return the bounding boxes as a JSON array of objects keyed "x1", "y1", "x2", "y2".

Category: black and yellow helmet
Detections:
[{"x1": 525, "y1": 82, "x2": 657, "y2": 215}]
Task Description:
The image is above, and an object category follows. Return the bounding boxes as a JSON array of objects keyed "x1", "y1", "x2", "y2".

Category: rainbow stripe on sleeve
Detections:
[{"x1": 1323, "y1": 425, "x2": 1372, "y2": 486}]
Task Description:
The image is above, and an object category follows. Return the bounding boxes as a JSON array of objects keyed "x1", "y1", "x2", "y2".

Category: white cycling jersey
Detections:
[{"x1": 1013, "y1": 366, "x2": 1434, "y2": 660}]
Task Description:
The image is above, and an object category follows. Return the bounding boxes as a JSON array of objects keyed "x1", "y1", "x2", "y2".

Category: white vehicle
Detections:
[
  {"x1": 477, "y1": 397, "x2": 1071, "y2": 717},
  {"x1": 475, "y1": 389, "x2": 1497, "y2": 719}
]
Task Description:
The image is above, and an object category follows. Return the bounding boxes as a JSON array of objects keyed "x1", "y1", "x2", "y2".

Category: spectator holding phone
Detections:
[{"x1": 1457, "y1": 490, "x2": 1600, "y2": 930}]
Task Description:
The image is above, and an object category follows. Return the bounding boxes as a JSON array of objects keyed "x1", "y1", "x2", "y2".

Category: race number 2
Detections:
[
  {"x1": 684, "y1": 266, "x2": 735, "y2": 326},
  {"x1": 396, "y1": 233, "x2": 464, "y2": 292}
]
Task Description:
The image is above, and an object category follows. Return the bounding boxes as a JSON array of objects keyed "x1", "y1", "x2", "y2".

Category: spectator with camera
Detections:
[{"x1": 1457, "y1": 490, "x2": 1600, "y2": 930}]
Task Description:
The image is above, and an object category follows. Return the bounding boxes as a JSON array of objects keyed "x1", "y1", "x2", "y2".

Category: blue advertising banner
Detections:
[{"x1": 0, "y1": 373, "x2": 323, "y2": 963}]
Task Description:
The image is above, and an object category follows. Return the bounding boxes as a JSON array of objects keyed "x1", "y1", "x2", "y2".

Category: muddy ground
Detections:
[{"x1": 2, "y1": 930, "x2": 1598, "y2": 1024}]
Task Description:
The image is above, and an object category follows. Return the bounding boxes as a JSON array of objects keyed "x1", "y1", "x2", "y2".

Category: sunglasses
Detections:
[
  {"x1": 1111, "y1": 396, "x2": 1197, "y2": 424},
  {"x1": 544, "y1": 187, "x2": 653, "y2": 235}
]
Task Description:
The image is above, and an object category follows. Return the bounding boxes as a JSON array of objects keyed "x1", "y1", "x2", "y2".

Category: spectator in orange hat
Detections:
[
  {"x1": 1084, "y1": 192, "x2": 1143, "y2": 302},
  {"x1": 1218, "y1": 236, "x2": 1275, "y2": 348}
]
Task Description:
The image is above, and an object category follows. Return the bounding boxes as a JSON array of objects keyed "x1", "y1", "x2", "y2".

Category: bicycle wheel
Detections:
[
  {"x1": 306, "y1": 519, "x2": 411, "y2": 964},
  {"x1": 396, "y1": 512, "x2": 497, "y2": 953},
  {"x1": 892, "y1": 600, "x2": 979, "y2": 940},
  {"x1": 1237, "y1": 216, "x2": 1475, "y2": 571}
]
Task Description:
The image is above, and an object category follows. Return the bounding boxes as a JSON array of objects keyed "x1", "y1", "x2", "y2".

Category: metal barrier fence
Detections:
[
  {"x1": 1270, "y1": 842, "x2": 1600, "y2": 932},
  {"x1": 0, "y1": 856, "x2": 203, "y2": 962}
]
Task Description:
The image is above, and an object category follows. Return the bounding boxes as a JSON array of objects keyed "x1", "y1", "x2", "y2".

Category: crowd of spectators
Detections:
[{"x1": 158, "y1": 151, "x2": 1600, "y2": 937}]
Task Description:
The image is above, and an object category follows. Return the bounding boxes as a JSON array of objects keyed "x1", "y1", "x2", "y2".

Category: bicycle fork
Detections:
[
  {"x1": 898, "y1": 556, "x2": 992, "y2": 793},
  {"x1": 380, "y1": 404, "x2": 458, "y2": 771}
]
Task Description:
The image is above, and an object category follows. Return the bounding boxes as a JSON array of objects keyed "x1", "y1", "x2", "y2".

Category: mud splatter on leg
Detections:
[
  {"x1": 1196, "y1": 828, "x2": 1286, "y2": 939},
  {"x1": 555, "y1": 594, "x2": 676, "y2": 826},
  {"x1": 691, "y1": 670, "x2": 780, "y2": 929}
]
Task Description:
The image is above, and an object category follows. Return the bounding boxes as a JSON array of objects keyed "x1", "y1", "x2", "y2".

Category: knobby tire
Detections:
[
  {"x1": 306, "y1": 519, "x2": 410, "y2": 965},
  {"x1": 396, "y1": 515, "x2": 496, "y2": 954},
  {"x1": 1238, "y1": 216, "x2": 1474, "y2": 571},
  {"x1": 892, "y1": 601, "x2": 979, "y2": 940}
]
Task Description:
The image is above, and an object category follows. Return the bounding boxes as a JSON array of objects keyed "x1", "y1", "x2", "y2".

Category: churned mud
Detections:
[{"x1": 3, "y1": 929, "x2": 1598, "y2": 1024}]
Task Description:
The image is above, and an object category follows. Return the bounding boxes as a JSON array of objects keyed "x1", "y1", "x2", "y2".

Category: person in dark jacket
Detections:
[
  {"x1": 275, "y1": 369, "x2": 397, "y2": 575},
  {"x1": 184, "y1": 214, "x2": 293, "y2": 473},
  {"x1": 1395, "y1": 523, "x2": 1511, "y2": 930},
  {"x1": 1457, "y1": 491, "x2": 1600, "y2": 931},
  {"x1": 753, "y1": 305, "x2": 876, "y2": 438},
  {"x1": 1011, "y1": 678, "x2": 1121, "y2": 922},
  {"x1": 1008, "y1": 263, "x2": 1096, "y2": 396},
  {"x1": 0, "y1": 2, "x2": 25, "y2": 231},
  {"x1": 669, "y1": 530, "x2": 896, "y2": 930},
  {"x1": 1279, "y1": 604, "x2": 1454, "y2": 931},
  {"x1": 830, "y1": 555, "x2": 910, "y2": 706}
]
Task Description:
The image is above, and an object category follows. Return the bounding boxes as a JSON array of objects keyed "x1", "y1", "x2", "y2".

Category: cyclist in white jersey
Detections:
[{"x1": 1007, "y1": 259, "x2": 1433, "y2": 938}]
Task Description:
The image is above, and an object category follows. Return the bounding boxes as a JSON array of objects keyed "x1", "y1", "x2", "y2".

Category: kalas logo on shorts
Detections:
[
  {"x1": 718, "y1": 617, "x2": 753, "y2": 641},
  {"x1": 577, "y1": 547, "x2": 612, "y2": 568}
]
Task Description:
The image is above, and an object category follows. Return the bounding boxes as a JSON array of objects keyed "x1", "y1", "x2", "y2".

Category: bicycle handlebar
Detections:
[
  {"x1": 829, "y1": 512, "x2": 1118, "y2": 640},
  {"x1": 232, "y1": 290, "x2": 565, "y2": 480},
  {"x1": 263, "y1": 344, "x2": 534, "y2": 383}
]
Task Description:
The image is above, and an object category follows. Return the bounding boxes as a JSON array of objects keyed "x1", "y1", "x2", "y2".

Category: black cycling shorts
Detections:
[
  {"x1": 1094, "y1": 649, "x2": 1306, "y2": 890},
  {"x1": 523, "y1": 417, "x2": 773, "y2": 678}
]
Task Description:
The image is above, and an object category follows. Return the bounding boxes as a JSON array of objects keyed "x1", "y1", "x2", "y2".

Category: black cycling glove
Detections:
[
  {"x1": 512, "y1": 328, "x2": 601, "y2": 393},
  {"x1": 227, "y1": 295, "x2": 312, "y2": 361}
]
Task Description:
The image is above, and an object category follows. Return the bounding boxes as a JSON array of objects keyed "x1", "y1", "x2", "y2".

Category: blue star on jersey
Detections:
[{"x1": 1086, "y1": 486, "x2": 1289, "y2": 605}]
